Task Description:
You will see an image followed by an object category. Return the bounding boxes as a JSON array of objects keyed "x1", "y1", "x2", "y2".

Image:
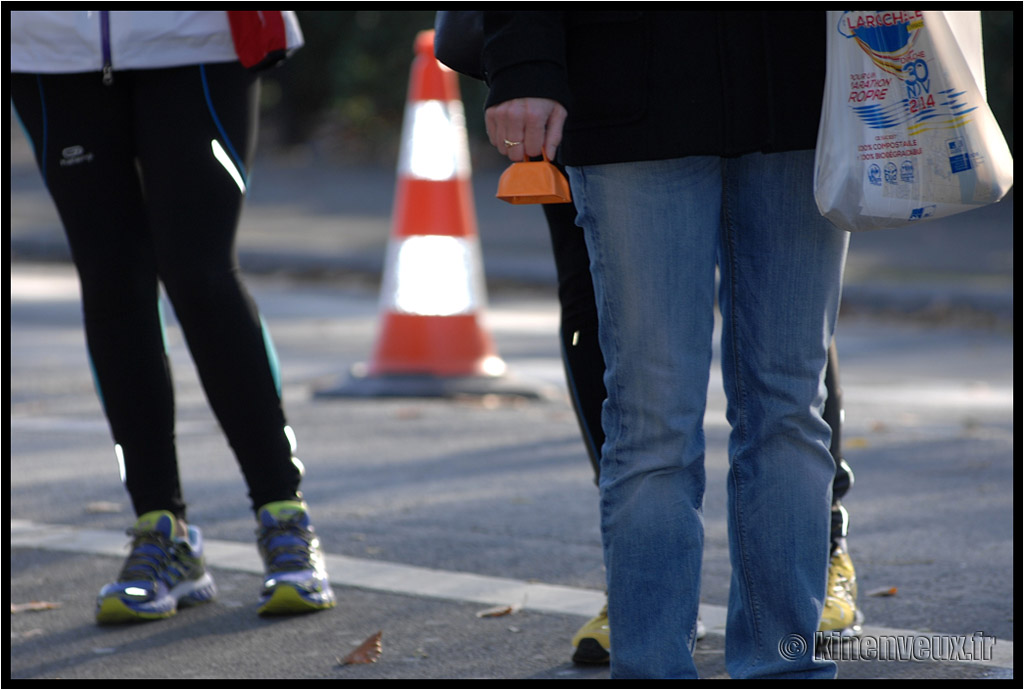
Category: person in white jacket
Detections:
[{"x1": 10, "y1": 10, "x2": 336, "y2": 623}]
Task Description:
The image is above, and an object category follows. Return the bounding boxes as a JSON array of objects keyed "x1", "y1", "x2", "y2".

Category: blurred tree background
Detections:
[
  {"x1": 258, "y1": 9, "x2": 493, "y2": 168},
  {"x1": 259, "y1": 10, "x2": 1017, "y2": 168},
  {"x1": 979, "y1": 10, "x2": 1017, "y2": 158},
  {"x1": 258, "y1": 10, "x2": 437, "y2": 166}
]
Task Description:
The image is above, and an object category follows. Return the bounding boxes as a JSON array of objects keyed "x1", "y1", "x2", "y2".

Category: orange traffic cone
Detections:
[{"x1": 317, "y1": 30, "x2": 552, "y2": 399}]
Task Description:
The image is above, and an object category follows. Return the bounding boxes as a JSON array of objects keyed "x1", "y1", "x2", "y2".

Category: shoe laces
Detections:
[
  {"x1": 118, "y1": 528, "x2": 189, "y2": 584},
  {"x1": 258, "y1": 519, "x2": 321, "y2": 574},
  {"x1": 827, "y1": 566, "x2": 847, "y2": 589},
  {"x1": 827, "y1": 562, "x2": 856, "y2": 605}
]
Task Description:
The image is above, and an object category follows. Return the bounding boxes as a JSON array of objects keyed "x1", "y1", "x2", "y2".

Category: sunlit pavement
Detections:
[
  {"x1": 9, "y1": 261, "x2": 1014, "y2": 680},
  {"x1": 10, "y1": 114, "x2": 1014, "y2": 679}
]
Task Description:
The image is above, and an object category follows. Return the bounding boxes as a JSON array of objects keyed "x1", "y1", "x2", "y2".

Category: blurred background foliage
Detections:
[
  {"x1": 259, "y1": 10, "x2": 1017, "y2": 169},
  {"x1": 979, "y1": 10, "x2": 1017, "y2": 157}
]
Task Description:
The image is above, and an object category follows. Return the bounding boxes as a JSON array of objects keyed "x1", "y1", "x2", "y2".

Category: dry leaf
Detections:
[
  {"x1": 85, "y1": 501, "x2": 123, "y2": 514},
  {"x1": 11, "y1": 601, "x2": 62, "y2": 613},
  {"x1": 14, "y1": 628, "x2": 45, "y2": 640},
  {"x1": 476, "y1": 603, "x2": 522, "y2": 618},
  {"x1": 340, "y1": 630, "x2": 383, "y2": 665},
  {"x1": 868, "y1": 586, "x2": 899, "y2": 597}
]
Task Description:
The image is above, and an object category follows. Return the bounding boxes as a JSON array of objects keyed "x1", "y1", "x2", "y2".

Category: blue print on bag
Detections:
[
  {"x1": 908, "y1": 205, "x2": 936, "y2": 220},
  {"x1": 900, "y1": 159, "x2": 915, "y2": 183},
  {"x1": 839, "y1": 12, "x2": 979, "y2": 133},
  {"x1": 947, "y1": 138, "x2": 973, "y2": 173},
  {"x1": 839, "y1": 11, "x2": 922, "y2": 54}
]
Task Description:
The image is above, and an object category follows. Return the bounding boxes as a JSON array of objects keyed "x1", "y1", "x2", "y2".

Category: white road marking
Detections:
[{"x1": 10, "y1": 519, "x2": 1014, "y2": 671}]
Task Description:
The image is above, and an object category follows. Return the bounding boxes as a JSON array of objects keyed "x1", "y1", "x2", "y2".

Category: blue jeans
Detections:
[{"x1": 568, "y1": 150, "x2": 848, "y2": 679}]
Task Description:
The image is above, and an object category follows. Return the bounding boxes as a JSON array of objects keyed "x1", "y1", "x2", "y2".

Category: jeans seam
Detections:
[
  {"x1": 721, "y1": 162, "x2": 765, "y2": 669},
  {"x1": 573, "y1": 166, "x2": 622, "y2": 480}
]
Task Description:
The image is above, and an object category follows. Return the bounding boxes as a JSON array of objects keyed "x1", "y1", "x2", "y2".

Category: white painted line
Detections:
[
  {"x1": 9, "y1": 416, "x2": 212, "y2": 435},
  {"x1": 10, "y1": 519, "x2": 1013, "y2": 671}
]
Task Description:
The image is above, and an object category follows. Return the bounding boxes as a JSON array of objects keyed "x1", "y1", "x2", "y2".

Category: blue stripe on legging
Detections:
[
  {"x1": 260, "y1": 315, "x2": 282, "y2": 397},
  {"x1": 199, "y1": 64, "x2": 248, "y2": 187}
]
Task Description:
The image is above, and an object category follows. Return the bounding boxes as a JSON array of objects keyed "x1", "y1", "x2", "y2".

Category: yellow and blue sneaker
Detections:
[
  {"x1": 96, "y1": 510, "x2": 216, "y2": 624},
  {"x1": 256, "y1": 500, "x2": 336, "y2": 615}
]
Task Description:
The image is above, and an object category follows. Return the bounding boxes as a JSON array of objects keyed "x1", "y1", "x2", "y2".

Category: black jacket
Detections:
[{"x1": 482, "y1": 11, "x2": 827, "y2": 166}]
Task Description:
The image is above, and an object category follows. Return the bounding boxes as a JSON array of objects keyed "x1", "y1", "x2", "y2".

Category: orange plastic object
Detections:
[{"x1": 496, "y1": 153, "x2": 572, "y2": 205}]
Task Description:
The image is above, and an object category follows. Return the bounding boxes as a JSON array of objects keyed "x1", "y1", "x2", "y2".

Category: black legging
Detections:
[
  {"x1": 543, "y1": 200, "x2": 853, "y2": 551},
  {"x1": 11, "y1": 64, "x2": 301, "y2": 520}
]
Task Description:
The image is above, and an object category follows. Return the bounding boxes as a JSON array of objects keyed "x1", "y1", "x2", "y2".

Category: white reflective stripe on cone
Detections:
[
  {"x1": 379, "y1": 235, "x2": 486, "y2": 316},
  {"x1": 398, "y1": 100, "x2": 472, "y2": 181}
]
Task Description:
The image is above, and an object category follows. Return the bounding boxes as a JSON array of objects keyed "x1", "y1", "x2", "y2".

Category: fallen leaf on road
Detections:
[
  {"x1": 339, "y1": 631, "x2": 383, "y2": 665},
  {"x1": 10, "y1": 601, "x2": 62, "y2": 613},
  {"x1": 867, "y1": 586, "x2": 899, "y2": 597},
  {"x1": 476, "y1": 603, "x2": 522, "y2": 618},
  {"x1": 85, "y1": 501, "x2": 122, "y2": 514},
  {"x1": 14, "y1": 628, "x2": 45, "y2": 640}
]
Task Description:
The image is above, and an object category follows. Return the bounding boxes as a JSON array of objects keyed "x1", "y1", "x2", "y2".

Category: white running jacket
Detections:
[{"x1": 10, "y1": 10, "x2": 303, "y2": 74}]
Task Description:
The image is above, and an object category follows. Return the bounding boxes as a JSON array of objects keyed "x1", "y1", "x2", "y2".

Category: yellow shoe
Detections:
[
  {"x1": 818, "y1": 547, "x2": 863, "y2": 639},
  {"x1": 571, "y1": 604, "x2": 610, "y2": 665},
  {"x1": 570, "y1": 601, "x2": 706, "y2": 664}
]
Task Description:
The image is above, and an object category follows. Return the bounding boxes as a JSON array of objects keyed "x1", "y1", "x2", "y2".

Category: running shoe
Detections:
[
  {"x1": 571, "y1": 603, "x2": 611, "y2": 664},
  {"x1": 817, "y1": 546, "x2": 864, "y2": 642},
  {"x1": 570, "y1": 601, "x2": 706, "y2": 664},
  {"x1": 95, "y1": 510, "x2": 216, "y2": 624},
  {"x1": 256, "y1": 500, "x2": 336, "y2": 615}
]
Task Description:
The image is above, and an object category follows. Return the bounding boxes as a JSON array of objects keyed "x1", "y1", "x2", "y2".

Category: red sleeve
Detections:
[{"x1": 227, "y1": 11, "x2": 288, "y2": 69}]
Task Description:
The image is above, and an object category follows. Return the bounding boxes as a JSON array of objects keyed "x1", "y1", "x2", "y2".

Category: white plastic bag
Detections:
[{"x1": 814, "y1": 11, "x2": 1013, "y2": 232}]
